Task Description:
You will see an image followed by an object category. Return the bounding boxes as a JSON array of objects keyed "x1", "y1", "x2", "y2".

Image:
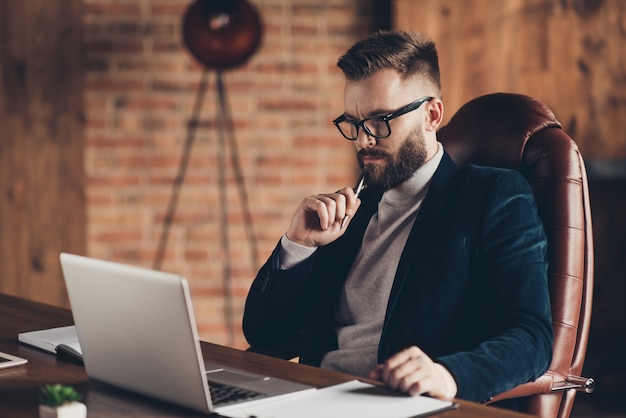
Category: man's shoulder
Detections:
[
  {"x1": 450, "y1": 163, "x2": 534, "y2": 203},
  {"x1": 433, "y1": 151, "x2": 527, "y2": 190},
  {"x1": 460, "y1": 163, "x2": 528, "y2": 185},
  {"x1": 462, "y1": 163, "x2": 517, "y2": 176}
]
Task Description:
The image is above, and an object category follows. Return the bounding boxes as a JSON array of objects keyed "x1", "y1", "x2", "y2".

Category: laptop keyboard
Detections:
[{"x1": 208, "y1": 380, "x2": 265, "y2": 407}]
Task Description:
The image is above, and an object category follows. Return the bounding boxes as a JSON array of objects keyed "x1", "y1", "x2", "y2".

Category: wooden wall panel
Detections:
[
  {"x1": 0, "y1": 0, "x2": 85, "y2": 307},
  {"x1": 393, "y1": 0, "x2": 626, "y2": 160}
]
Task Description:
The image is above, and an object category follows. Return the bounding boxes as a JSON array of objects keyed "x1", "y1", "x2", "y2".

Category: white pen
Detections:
[{"x1": 340, "y1": 172, "x2": 366, "y2": 229}]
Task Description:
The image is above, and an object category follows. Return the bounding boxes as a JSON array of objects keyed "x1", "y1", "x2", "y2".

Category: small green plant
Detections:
[{"x1": 39, "y1": 384, "x2": 82, "y2": 407}]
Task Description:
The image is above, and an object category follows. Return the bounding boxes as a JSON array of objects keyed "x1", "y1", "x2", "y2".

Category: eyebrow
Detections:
[{"x1": 343, "y1": 107, "x2": 394, "y2": 120}]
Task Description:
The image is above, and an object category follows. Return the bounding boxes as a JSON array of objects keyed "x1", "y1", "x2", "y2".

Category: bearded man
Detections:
[{"x1": 243, "y1": 30, "x2": 552, "y2": 410}]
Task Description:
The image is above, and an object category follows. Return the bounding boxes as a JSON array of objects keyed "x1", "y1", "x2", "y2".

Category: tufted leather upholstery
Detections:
[{"x1": 438, "y1": 93, "x2": 594, "y2": 418}]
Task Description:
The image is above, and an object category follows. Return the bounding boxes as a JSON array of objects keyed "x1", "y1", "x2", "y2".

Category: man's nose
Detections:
[{"x1": 354, "y1": 127, "x2": 376, "y2": 148}]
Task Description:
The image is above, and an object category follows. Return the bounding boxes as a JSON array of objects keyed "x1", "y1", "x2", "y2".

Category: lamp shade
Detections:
[{"x1": 182, "y1": 0, "x2": 262, "y2": 70}]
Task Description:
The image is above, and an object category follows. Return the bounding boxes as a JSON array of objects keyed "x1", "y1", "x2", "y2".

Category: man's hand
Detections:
[
  {"x1": 285, "y1": 186, "x2": 361, "y2": 247},
  {"x1": 369, "y1": 346, "x2": 457, "y2": 399}
]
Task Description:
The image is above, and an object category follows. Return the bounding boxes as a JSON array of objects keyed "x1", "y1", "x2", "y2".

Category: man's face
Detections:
[{"x1": 342, "y1": 68, "x2": 434, "y2": 191}]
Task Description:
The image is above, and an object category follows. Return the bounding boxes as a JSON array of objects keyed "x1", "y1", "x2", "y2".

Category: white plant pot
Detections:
[{"x1": 39, "y1": 401, "x2": 87, "y2": 418}]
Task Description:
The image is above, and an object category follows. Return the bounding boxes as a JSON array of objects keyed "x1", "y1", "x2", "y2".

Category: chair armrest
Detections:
[
  {"x1": 551, "y1": 375, "x2": 595, "y2": 393},
  {"x1": 488, "y1": 371, "x2": 594, "y2": 403},
  {"x1": 489, "y1": 373, "x2": 556, "y2": 403}
]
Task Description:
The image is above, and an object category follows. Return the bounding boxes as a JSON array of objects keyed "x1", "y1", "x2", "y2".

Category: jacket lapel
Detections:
[{"x1": 380, "y1": 152, "x2": 462, "y2": 351}]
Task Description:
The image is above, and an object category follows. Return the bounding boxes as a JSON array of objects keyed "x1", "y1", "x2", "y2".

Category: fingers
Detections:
[
  {"x1": 370, "y1": 346, "x2": 456, "y2": 399},
  {"x1": 303, "y1": 187, "x2": 359, "y2": 230},
  {"x1": 368, "y1": 364, "x2": 383, "y2": 381},
  {"x1": 286, "y1": 186, "x2": 362, "y2": 247},
  {"x1": 338, "y1": 186, "x2": 361, "y2": 219},
  {"x1": 308, "y1": 194, "x2": 344, "y2": 230},
  {"x1": 381, "y1": 346, "x2": 430, "y2": 395}
]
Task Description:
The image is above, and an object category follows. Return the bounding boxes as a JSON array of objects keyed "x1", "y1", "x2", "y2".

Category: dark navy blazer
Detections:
[{"x1": 243, "y1": 151, "x2": 553, "y2": 403}]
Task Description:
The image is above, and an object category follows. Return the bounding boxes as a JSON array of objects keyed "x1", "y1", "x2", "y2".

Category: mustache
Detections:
[{"x1": 357, "y1": 148, "x2": 391, "y2": 159}]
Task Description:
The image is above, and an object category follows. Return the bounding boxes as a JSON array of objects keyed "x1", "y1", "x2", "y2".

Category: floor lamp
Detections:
[{"x1": 154, "y1": 0, "x2": 263, "y2": 345}]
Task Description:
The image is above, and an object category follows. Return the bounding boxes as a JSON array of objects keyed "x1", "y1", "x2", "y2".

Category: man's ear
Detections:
[{"x1": 424, "y1": 98, "x2": 444, "y2": 132}]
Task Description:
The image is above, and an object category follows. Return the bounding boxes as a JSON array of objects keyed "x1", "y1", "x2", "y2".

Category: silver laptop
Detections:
[{"x1": 59, "y1": 252, "x2": 315, "y2": 415}]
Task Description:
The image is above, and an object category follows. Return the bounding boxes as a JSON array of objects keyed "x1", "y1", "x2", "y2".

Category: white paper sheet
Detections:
[
  {"x1": 18, "y1": 325, "x2": 80, "y2": 355},
  {"x1": 225, "y1": 380, "x2": 456, "y2": 418}
]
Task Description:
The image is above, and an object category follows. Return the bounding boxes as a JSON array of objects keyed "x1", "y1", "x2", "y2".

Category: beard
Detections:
[{"x1": 357, "y1": 130, "x2": 428, "y2": 192}]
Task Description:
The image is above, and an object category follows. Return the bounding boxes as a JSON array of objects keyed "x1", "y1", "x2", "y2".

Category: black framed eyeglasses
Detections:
[{"x1": 333, "y1": 96, "x2": 434, "y2": 141}]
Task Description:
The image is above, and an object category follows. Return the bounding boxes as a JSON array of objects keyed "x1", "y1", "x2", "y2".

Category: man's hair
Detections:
[{"x1": 337, "y1": 30, "x2": 441, "y2": 94}]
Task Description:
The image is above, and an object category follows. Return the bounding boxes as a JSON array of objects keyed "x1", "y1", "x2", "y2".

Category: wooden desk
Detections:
[{"x1": 0, "y1": 293, "x2": 532, "y2": 417}]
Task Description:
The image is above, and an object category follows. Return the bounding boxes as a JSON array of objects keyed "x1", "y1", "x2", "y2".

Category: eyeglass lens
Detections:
[{"x1": 337, "y1": 118, "x2": 389, "y2": 140}]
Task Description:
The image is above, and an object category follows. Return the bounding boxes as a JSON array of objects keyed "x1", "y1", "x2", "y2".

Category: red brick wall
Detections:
[{"x1": 83, "y1": 0, "x2": 386, "y2": 348}]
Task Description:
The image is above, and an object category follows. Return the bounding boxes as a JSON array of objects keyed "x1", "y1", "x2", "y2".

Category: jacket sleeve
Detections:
[
  {"x1": 437, "y1": 170, "x2": 553, "y2": 403},
  {"x1": 242, "y1": 243, "x2": 317, "y2": 357}
]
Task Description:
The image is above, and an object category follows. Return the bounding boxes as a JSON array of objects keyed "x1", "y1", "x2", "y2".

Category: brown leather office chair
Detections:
[{"x1": 438, "y1": 92, "x2": 595, "y2": 418}]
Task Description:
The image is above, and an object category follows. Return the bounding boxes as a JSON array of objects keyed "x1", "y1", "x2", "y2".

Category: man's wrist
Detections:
[{"x1": 433, "y1": 363, "x2": 458, "y2": 399}]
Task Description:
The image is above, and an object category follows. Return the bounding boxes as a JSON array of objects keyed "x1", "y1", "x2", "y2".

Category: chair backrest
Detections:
[{"x1": 437, "y1": 93, "x2": 594, "y2": 418}]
